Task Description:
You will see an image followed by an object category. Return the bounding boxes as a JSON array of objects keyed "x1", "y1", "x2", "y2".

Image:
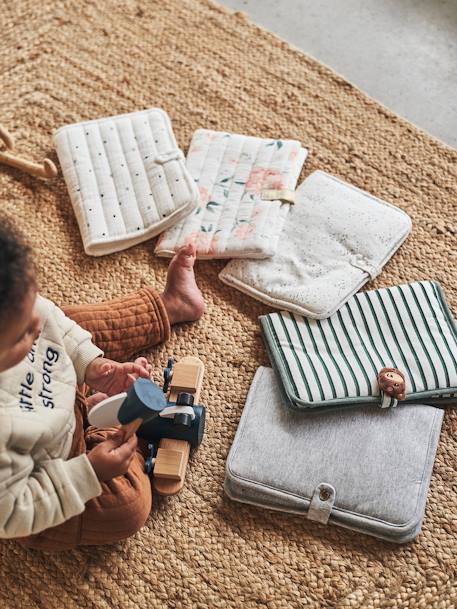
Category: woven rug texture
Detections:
[{"x1": 0, "y1": 1, "x2": 456, "y2": 607}]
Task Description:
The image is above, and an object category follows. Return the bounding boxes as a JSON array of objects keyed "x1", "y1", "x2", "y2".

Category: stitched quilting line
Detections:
[
  {"x1": 113, "y1": 117, "x2": 145, "y2": 232},
  {"x1": 203, "y1": 132, "x2": 232, "y2": 253},
  {"x1": 250, "y1": 138, "x2": 287, "y2": 244},
  {"x1": 252, "y1": 139, "x2": 283, "y2": 240},
  {"x1": 63, "y1": 128, "x2": 91, "y2": 237},
  {"x1": 206, "y1": 132, "x2": 242, "y2": 254},
  {"x1": 145, "y1": 111, "x2": 169, "y2": 220},
  {"x1": 222, "y1": 134, "x2": 256, "y2": 252},
  {"x1": 227, "y1": 134, "x2": 261, "y2": 247},
  {"x1": 63, "y1": 127, "x2": 94, "y2": 237},
  {"x1": 136, "y1": 113, "x2": 165, "y2": 224},
  {"x1": 194, "y1": 130, "x2": 230, "y2": 254},
  {"x1": 265, "y1": 140, "x2": 302, "y2": 235},
  {"x1": 170, "y1": 128, "x2": 218, "y2": 251},
  {"x1": 155, "y1": 111, "x2": 195, "y2": 215},
  {"x1": 241, "y1": 135, "x2": 279, "y2": 245},
  {"x1": 186, "y1": 130, "x2": 213, "y2": 227},
  {"x1": 258, "y1": 146, "x2": 299, "y2": 247},
  {"x1": 99, "y1": 118, "x2": 127, "y2": 237},
  {"x1": 83, "y1": 123, "x2": 110, "y2": 241},
  {"x1": 120, "y1": 113, "x2": 150, "y2": 229}
]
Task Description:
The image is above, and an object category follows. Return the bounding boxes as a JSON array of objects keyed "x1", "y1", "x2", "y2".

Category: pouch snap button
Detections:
[{"x1": 319, "y1": 488, "x2": 331, "y2": 501}]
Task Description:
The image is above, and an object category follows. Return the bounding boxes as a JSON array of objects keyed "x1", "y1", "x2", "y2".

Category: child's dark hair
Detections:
[{"x1": 0, "y1": 218, "x2": 36, "y2": 325}]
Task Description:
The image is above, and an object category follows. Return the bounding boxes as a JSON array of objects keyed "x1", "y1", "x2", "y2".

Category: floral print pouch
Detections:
[{"x1": 155, "y1": 129, "x2": 307, "y2": 259}]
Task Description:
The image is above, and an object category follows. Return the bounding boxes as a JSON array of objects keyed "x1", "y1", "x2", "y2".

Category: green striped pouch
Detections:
[{"x1": 260, "y1": 281, "x2": 457, "y2": 410}]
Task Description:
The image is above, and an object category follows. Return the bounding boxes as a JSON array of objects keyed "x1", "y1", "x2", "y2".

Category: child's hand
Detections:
[
  {"x1": 85, "y1": 356, "x2": 151, "y2": 396},
  {"x1": 86, "y1": 392, "x2": 109, "y2": 410},
  {"x1": 87, "y1": 431, "x2": 138, "y2": 481}
]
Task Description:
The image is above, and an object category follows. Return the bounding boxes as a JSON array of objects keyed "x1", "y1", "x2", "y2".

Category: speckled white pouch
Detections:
[
  {"x1": 54, "y1": 108, "x2": 199, "y2": 256},
  {"x1": 220, "y1": 171, "x2": 412, "y2": 318},
  {"x1": 155, "y1": 129, "x2": 308, "y2": 259}
]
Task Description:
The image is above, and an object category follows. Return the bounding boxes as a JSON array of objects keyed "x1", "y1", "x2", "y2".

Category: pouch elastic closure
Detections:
[
  {"x1": 307, "y1": 483, "x2": 336, "y2": 524},
  {"x1": 260, "y1": 189, "x2": 295, "y2": 204},
  {"x1": 349, "y1": 254, "x2": 382, "y2": 280}
]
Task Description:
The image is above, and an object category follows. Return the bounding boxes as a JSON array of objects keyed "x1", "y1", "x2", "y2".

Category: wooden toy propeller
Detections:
[
  {"x1": 88, "y1": 379, "x2": 167, "y2": 439},
  {"x1": 0, "y1": 124, "x2": 58, "y2": 179},
  {"x1": 153, "y1": 356, "x2": 205, "y2": 496}
]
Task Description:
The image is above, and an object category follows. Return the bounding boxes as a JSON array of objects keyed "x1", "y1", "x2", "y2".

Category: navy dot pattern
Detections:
[{"x1": 53, "y1": 108, "x2": 199, "y2": 255}]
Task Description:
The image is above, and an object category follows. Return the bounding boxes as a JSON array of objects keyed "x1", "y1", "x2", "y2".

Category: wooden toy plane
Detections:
[
  {"x1": 88, "y1": 355, "x2": 206, "y2": 497},
  {"x1": 0, "y1": 124, "x2": 58, "y2": 179},
  {"x1": 150, "y1": 356, "x2": 205, "y2": 496}
]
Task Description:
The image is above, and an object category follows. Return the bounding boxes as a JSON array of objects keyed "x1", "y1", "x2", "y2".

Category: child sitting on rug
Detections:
[{"x1": 0, "y1": 217, "x2": 204, "y2": 551}]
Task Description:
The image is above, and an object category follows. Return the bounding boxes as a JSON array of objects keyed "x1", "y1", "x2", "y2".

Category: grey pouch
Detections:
[{"x1": 224, "y1": 367, "x2": 444, "y2": 543}]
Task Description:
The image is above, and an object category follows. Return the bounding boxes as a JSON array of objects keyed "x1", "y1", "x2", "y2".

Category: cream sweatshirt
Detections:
[{"x1": 0, "y1": 295, "x2": 103, "y2": 538}]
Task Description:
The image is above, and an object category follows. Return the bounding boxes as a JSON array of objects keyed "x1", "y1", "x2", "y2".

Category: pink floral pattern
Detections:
[
  {"x1": 245, "y1": 167, "x2": 284, "y2": 193},
  {"x1": 157, "y1": 129, "x2": 307, "y2": 257},
  {"x1": 197, "y1": 185, "x2": 210, "y2": 208},
  {"x1": 288, "y1": 148, "x2": 298, "y2": 162},
  {"x1": 232, "y1": 223, "x2": 256, "y2": 240},
  {"x1": 184, "y1": 231, "x2": 219, "y2": 256}
]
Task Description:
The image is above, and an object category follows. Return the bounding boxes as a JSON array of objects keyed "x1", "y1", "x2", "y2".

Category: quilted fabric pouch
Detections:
[
  {"x1": 260, "y1": 281, "x2": 457, "y2": 411},
  {"x1": 224, "y1": 367, "x2": 443, "y2": 543},
  {"x1": 220, "y1": 171, "x2": 412, "y2": 318},
  {"x1": 155, "y1": 129, "x2": 308, "y2": 259},
  {"x1": 53, "y1": 108, "x2": 199, "y2": 256}
]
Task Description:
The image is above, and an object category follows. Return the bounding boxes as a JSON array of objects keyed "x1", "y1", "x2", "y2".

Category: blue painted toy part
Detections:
[
  {"x1": 163, "y1": 357, "x2": 174, "y2": 393},
  {"x1": 144, "y1": 442, "x2": 156, "y2": 474},
  {"x1": 163, "y1": 368, "x2": 171, "y2": 393},
  {"x1": 137, "y1": 405, "x2": 206, "y2": 448},
  {"x1": 118, "y1": 378, "x2": 167, "y2": 425}
]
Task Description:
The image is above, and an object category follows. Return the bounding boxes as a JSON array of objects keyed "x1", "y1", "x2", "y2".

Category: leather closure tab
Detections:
[
  {"x1": 307, "y1": 483, "x2": 336, "y2": 524},
  {"x1": 155, "y1": 149, "x2": 185, "y2": 164},
  {"x1": 349, "y1": 254, "x2": 382, "y2": 280},
  {"x1": 260, "y1": 189, "x2": 295, "y2": 204}
]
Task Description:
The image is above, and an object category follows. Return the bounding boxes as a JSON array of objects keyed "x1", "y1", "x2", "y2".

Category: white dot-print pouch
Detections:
[
  {"x1": 155, "y1": 129, "x2": 308, "y2": 259},
  {"x1": 53, "y1": 108, "x2": 199, "y2": 256}
]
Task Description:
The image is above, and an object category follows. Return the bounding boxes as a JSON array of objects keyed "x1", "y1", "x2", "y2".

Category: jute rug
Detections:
[{"x1": 0, "y1": 1, "x2": 456, "y2": 607}]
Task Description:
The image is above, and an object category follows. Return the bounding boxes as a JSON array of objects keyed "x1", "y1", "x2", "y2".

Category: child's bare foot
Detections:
[{"x1": 161, "y1": 244, "x2": 205, "y2": 325}]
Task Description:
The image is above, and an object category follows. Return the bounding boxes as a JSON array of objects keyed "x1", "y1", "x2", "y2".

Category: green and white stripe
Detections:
[{"x1": 260, "y1": 281, "x2": 457, "y2": 409}]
